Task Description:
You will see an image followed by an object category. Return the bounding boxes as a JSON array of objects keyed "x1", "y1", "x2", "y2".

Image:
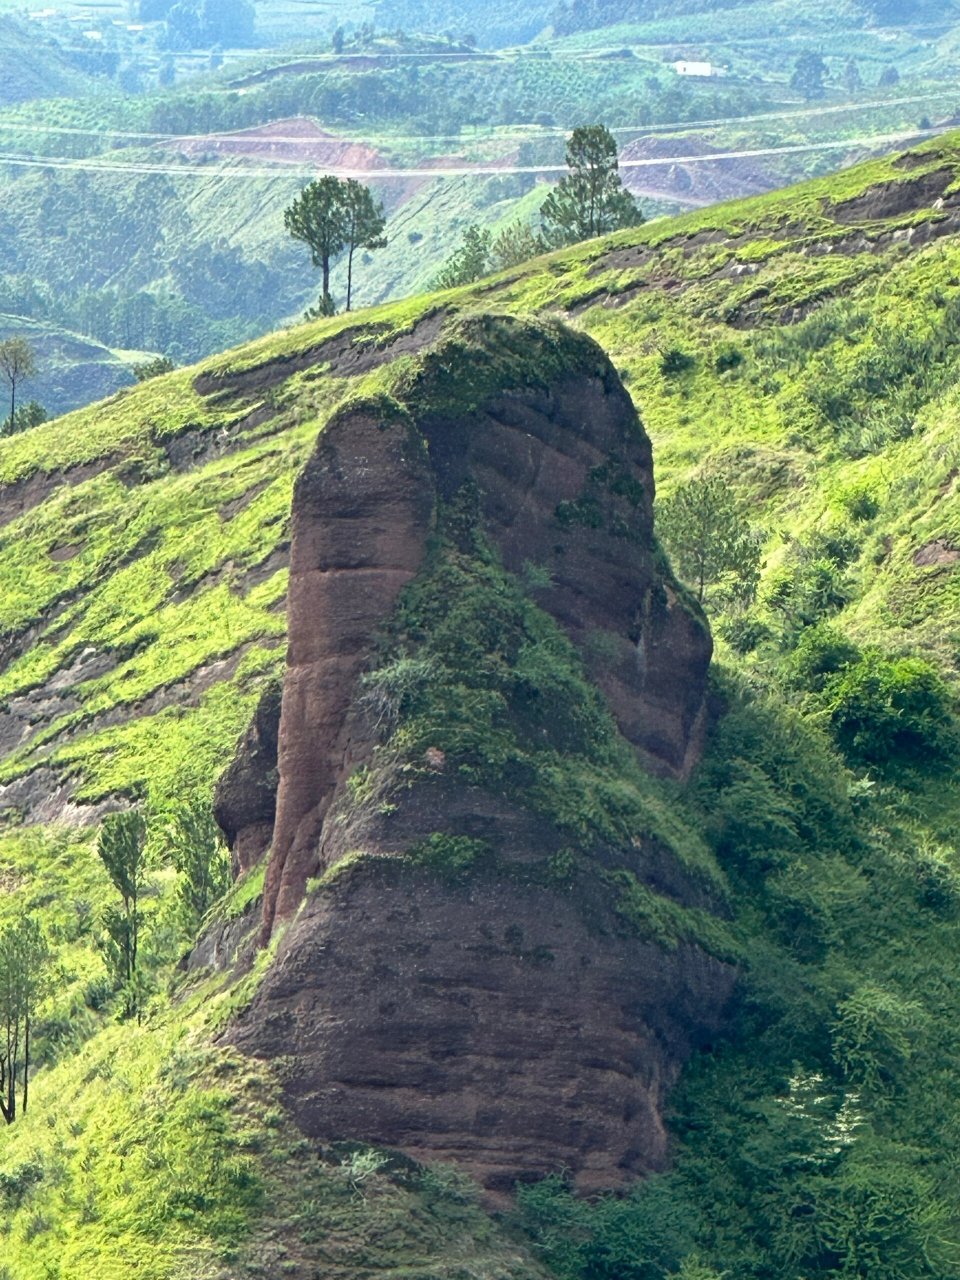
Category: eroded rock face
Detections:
[
  {"x1": 229, "y1": 858, "x2": 732, "y2": 1193},
  {"x1": 259, "y1": 406, "x2": 435, "y2": 942},
  {"x1": 220, "y1": 314, "x2": 729, "y2": 1189},
  {"x1": 213, "y1": 681, "x2": 282, "y2": 877}
]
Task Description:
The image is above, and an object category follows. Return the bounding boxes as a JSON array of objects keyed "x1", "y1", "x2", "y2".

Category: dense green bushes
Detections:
[
  {"x1": 517, "y1": 675, "x2": 960, "y2": 1279},
  {"x1": 823, "y1": 652, "x2": 957, "y2": 772}
]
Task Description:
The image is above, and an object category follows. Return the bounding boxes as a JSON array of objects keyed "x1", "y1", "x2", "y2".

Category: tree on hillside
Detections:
[
  {"x1": 133, "y1": 355, "x2": 175, "y2": 381},
  {"x1": 878, "y1": 64, "x2": 900, "y2": 87},
  {"x1": 540, "y1": 124, "x2": 642, "y2": 248},
  {"x1": 492, "y1": 219, "x2": 545, "y2": 269},
  {"x1": 843, "y1": 58, "x2": 862, "y2": 93},
  {"x1": 3, "y1": 401, "x2": 46, "y2": 436},
  {"x1": 164, "y1": 798, "x2": 230, "y2": 935},
  {"x1": 0, "y1": 916, "x2": 48, "y2": 1125},
  {"x1": 285, "y1": 177, "x2": 348, "y2": 316},
  {"x1": 97, "y1": 810, "x2": 149, "y2": 1021},
  {"x1": 0, "y1": 338, "x2": 37, "y2": 438},
  {"x1": 285, "y1": 177, "x2": 387, "y2": 315},
  {"x1": 434, "y1": 219, "x2": 545, "y2": 290},
  {"x1": 434, "y1": 225, "x2": 493, "y2": 289},
  {"x1": 657, "y1": 476, "x2": 761, "y2": 605},
  {"x1": 791, "y1": 53, "x2": 828, "y2": 102},
  {"x1": 341, "y1": 179, "x2": 387, "y2": 312}
]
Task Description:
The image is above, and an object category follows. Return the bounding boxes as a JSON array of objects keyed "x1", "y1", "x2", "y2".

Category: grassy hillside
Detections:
[
  {"x1": 0, "y1": 16, "x2": 97, "y2": 107},
  {"x1": 2, "y1": 128, "x2": 960, "y2": 1276}
]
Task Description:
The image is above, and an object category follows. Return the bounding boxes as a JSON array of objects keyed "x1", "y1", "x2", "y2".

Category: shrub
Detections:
[
  {"x1": 718, "y1": 613, "x2": 772, "y2": 655},
  {"x1": 0, "y1": 1160, "x2": 43, "y2": 1210},
  {"x1": 784, "y1": 623, "x2": 861, "y2": 693},
  {"x1": 714, "y1": 343, "x2": 744, "y2": 374},
  {"x1": 823, "y1": 652, "x2": 957, "y2": 771},
  {"x1": 660, "y1": 347, "x2": 696, "y2": 376}
]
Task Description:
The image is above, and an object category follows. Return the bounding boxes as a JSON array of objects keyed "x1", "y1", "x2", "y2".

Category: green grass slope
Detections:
[
  {"x1": 3, "y1": 128, "x2": 960, "y2": 1276},
  {"x1": 0, "y1": 16, "x2": 95, "y2": 107},
  {"x1": 0, "y1": 314, "x2": 149, "y2": 419}
]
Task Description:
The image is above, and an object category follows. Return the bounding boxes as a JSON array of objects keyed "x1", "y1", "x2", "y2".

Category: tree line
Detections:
[
  {"x1": 0, "y1": 797, "x2": 229, "y2": 1126},
  {"x1": 283, "y1": 124, "x2": 643, "y2": 310}
]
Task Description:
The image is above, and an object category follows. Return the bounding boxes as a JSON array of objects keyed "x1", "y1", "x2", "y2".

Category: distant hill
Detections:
[
  {"x1": 0, "y1": 314, "x2": 144, "y2": 417},
  {"x1": 374, "y1": 0, "x2": 960, "y2": 42},
  {"x1": 372, "y1": 0, "x2": 554, "y2": 45},
  {"x1": 0, "y1": 16, "x2": 95, "y2": 106}
]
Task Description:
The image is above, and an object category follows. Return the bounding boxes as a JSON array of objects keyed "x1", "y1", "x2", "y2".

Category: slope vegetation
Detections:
[{"x1": 2, "y1": 129, "x2": 960, "y2": 1277}]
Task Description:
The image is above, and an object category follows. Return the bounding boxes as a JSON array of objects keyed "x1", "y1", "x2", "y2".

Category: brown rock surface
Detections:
[
  {"x1": 214, "y1": 680, "x2": 282, "y2": 876},
  {"x1": 220, "y1": 314, "x2": 729, "y2": 1190},
  {"x1": 259, "y1": 405, "x2": 435, "y2": 941},
  {"x1": 229, "y1": 858, "x2": 733, "y2": 1193}
]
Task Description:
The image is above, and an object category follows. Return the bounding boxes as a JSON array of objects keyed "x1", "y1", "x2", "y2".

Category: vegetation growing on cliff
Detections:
[{"x1": 3, "y1": 126, "x2": 960, "y2": 1276}]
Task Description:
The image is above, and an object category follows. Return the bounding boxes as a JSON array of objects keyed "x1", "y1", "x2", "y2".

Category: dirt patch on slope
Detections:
[
  {"x1": 620, "y1": 133, "x2": 776, "y2": 207},
  {"x1": 829, "y1": 167, "x2": 955, "y2": 224},
  {"x1": 160, "y1": 116, "x2": 388, "y2": 172},
  {"x1": 193, "y1": 309, "x2": 448, "y2": 400},
  {"x1": 914, "y1": 539, "x2": 960, "y2": 566}
]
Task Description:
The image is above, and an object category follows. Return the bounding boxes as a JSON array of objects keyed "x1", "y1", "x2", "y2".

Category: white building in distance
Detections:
[{"x1": 672, "y1": 60, "x2": 727, "y2": 77}]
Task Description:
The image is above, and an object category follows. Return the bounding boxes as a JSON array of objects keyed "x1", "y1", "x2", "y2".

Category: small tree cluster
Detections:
[
  {"x1": 434, "y1": 220, "x2": 544, "y2": 289},
  {"x1": 97, "y1": 811, "x2": 149, "y2": 1022},
  {"x1": 95, "y1": 799, "x2": 231, "y2": 1021},
  {"x1": 0, "y1": 338, "x2": 38, "y2": 436},
  {"x1": 161, "y1": 0, "x2": 255, "y2": 50},
  {"x1": 163, "y1": 798, "x2": 230, "y2": 932},
  {"x1": 285, "y1": 177, "x2": 387, "y2": 315},
  {"x1": 0, "y1": 917, "x2": 48, "y2": 1125},
  {"x1": 432, "y1": 124, "x2": 640, "y2": 289},
  {"x1": 133, "y1": 355, "x2": 175, "y2": 382},
  {"x1": 2, "y1": 401, "x2": 46, "y2": 436},
  {"x1": 791, "y1": 52, "x2": 828, "y2": 101}
]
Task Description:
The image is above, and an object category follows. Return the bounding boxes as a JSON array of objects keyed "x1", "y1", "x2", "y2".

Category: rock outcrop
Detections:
[{"x1": 220, "y1": 313, "x2": 733, "y2": 1191}]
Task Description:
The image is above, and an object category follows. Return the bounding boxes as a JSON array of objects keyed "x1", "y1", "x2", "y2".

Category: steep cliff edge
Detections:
[{"x1": 221, "y1": 314, "x2": 734, "y2": 1191}]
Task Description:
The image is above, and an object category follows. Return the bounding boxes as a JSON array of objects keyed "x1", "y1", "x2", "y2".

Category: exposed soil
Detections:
[
  {"x1": 828, "y1": 167, "x2": 955, "y2": 224},
  {"x1": 193, "y1": 308, "x2": 448, "y2": 400},
  {"x1": 620, "y1": 133, "x2": 776, "y2": 207},
  {"x1": 914, "y1": 539, "x2": 960, "y2": 566},
  {"x1": 0, "y1": 458, "x2": 111, "y2": 534},
  {"x1": 159, "y1": 116, "x2": 388, "y2": 173}
]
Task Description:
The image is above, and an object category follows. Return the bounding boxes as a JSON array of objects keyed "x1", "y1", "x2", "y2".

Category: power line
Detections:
[
  {"x1": 0, "y1": 125, "x2": 945, "y2": 180},
  {"x1": 0, "y1": 90, "x2": 952, "y2": 149}
]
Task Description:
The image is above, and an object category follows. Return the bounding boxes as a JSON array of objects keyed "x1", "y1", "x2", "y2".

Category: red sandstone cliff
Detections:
[{"x1": 217, "y1": 314, "x2": 734, "y2": 1190}]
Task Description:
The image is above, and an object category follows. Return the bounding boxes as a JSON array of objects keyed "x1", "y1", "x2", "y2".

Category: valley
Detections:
[{"x1": 3, "y1": 0, "x2": 960, "y2": 413}]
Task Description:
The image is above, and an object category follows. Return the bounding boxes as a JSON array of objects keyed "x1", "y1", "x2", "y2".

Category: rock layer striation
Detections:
[{"x1": 220, "y1": 314, "x2": 732, "y2": 1189}]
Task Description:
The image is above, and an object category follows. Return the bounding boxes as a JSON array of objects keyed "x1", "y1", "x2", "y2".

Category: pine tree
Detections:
[
  {"x1": 540, "y1": 124, "x2": 641, "y2": 248},
  {"x1": 285, "y1": 177, "x2": 349, "y2": 316},
  {"x1": 657, "y1": 476, "x2": 761, "y2": 605},
  {"x1": 340, "y1": 179, "x2": 387, "y2": 311}
]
